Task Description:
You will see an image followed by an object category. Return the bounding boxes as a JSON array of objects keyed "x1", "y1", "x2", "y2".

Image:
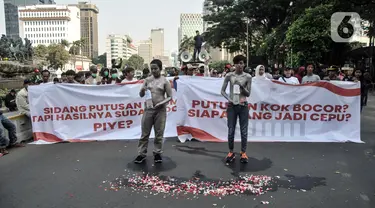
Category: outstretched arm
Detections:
[{"x1": 221, "y1": 75, "x2": 231, "y2": 102}]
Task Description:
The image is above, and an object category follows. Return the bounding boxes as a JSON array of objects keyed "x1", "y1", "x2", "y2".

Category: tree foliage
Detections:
[
  {"x1": 203, "y1": 0, "x2": 375, "y2": 66},
  {"x1": 179, "y1": 35, "x2": 195, "y2": 53},
  {"x1": 286, "y1": 4, "x2": 333, "y2": 64},
  {"x1": 46, "y1": 44, "x2": 69, "y2": 69},
  {"x1": 92, "y1": 53, "x2": 107, "y2": 67},
  {"x1": 209, "y1": 60, "x2": 230, "y2": 73},
  {"x1": 122, "y1": 54, "x2": 144, "y2": 70}
]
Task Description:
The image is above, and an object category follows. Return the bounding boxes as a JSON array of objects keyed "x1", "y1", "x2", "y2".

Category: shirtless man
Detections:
[
  {"x1": 134, "y1": 59, "x2": 173, "y2": 164},
  {"x1": 221, "y1": 55, "x2": 252, "y2": 164}
]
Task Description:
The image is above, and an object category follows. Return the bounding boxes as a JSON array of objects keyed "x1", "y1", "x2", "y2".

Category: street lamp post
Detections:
[{"x1": 246, "y1": 18, "x2": 249, "y2": 67}]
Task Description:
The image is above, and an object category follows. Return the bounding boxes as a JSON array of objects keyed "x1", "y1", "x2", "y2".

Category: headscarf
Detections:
[{"x1": 255, "y1": 65, "x2": 266, "y2": 78}]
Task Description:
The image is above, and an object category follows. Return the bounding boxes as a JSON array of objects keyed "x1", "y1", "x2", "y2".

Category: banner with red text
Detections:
[
  {"x1": 176, "y1": 77, "x2": 362, "y2": 143},
  {"x1": 29, "y1": 81, "x2": 177, "y2": 144}
]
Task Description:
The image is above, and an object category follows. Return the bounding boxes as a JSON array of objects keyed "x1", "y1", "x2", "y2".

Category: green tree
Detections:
[
  {"x1": 209, "y1": 60, "x2": 230, "y2": 73},
  {"x1": 92, "y1": 53, "x2": 107, "y2": 67},
  {"x1": 46, "y1": 44, "x2": 69, "y2": 69},
  {"x1": 124, "y1": 54, "x2": 144, "y2": 70},
  {"x1": 179, "y1": 35, "x2": 195, "y2": 53},
  {"x1": 33, "y1": 45, "x2": 48, "y2": 59},
  {"x1": 286, "y1": 4, "x2": 333, "y2": 65},
  {"x1": 69, "y1": 39, "x2": 86, "y2": 69},
  {"x1": 60, "y1": 39, "x2": 70, "y2": 48}
]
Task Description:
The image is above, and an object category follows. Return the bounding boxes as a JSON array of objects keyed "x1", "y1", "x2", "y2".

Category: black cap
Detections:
[{"x1": 10, "y1": 89, "x2": 16, "y2": 93}]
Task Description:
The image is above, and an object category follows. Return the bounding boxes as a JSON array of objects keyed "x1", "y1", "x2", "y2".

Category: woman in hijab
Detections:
[{"x1": 253, "y1": 65, "x2": 268, "y2": 81}]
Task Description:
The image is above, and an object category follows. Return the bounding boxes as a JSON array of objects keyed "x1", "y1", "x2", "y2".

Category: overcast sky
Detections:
[{"x1": 0, "y1": 0, "x2": 204, "y2": 55}]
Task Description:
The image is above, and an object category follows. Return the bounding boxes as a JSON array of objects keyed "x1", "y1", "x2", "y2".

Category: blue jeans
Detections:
[
  {"x1": 227, "y1": 103, "x2": 249, "y2": 153},
  {"x1": 0, "y1": 114, "x2": 17, "y2": 148}
]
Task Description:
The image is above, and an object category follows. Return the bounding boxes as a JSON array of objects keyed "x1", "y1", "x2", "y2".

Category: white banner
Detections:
[
  {"x1": 29, "y1": 77, "x2": 362, "y2": 144},
  {"x1": 29, "y1": 81, "x2": 177, "y2": 143},
  {"x1": 175, "y1": 77, "x2": 361, "y2": 143}
]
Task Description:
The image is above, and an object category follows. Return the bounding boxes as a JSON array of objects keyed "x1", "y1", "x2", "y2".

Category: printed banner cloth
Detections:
[
  {"x1": 29, "y1": 81, "x2": 178, "y2": 143},
  {"x1": 29, "y1": 77, "x2": 362, "y2": 144},
  {"x1": 175, "y1": 77, "x2": 361, "y2": 143}
]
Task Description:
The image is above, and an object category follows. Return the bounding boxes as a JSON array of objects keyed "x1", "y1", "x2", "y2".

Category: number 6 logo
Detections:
[{"x1": 331, "y1": 12, "x2": 361, "y2": 43}]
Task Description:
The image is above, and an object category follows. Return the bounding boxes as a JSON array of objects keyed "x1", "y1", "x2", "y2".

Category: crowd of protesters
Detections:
[{"x1": 0, "y1": 59, "x2": 373, "y2": 157}]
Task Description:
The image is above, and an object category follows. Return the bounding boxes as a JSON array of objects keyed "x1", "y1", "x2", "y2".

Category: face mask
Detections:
[
  {"x1": 92, "y1": 73, "x2": 97, "y2": 78},
  {"x1": 112, "y1": 74, "x2": 118, "y2": 79},
  {"x1": 104, "y1": 71, "x2": 109, "y2": 76}
]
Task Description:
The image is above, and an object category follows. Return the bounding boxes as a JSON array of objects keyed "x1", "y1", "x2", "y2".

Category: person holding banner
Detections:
[
  {"x1": 221, "y1": 55, "x2": 252, "y2": 164},
  {"x1": 134, "y1": 59, "x2": 173, "y2": 164}
]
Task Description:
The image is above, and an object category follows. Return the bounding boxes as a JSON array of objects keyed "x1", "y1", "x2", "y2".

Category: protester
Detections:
[
  {"x1": 302, "y1": 64, "x2": 320, "y2": 83},
  {"x1": 278, "y1": 68, "x2": 300, "y2": 84},
  {"x1": 193, "y1": 30, "x2": 204, "y2": 61},
  {"x1": 16, "y1": 79, "x2": 31, "y2": 117},
  {"x1": 352, "y1": 69, "x2": 371, "y2": 112},
  {"x1": 5, "y1": 89, "x2": 17, "y2": 112},
  {"x1": 53, "y1": 78, "x2": 60, "y2": 84},
  {"x1": 85, "y1": 65, "x2": 101, "y2": 85},
  {"x1": 342, "y1": 69, "x2": 354, "y2": 81},
  {"x1": 323, "y1": 66, "x2": 340, "y2": 81},
  {"x1": 142, "y1": 68, "x2": 150, "y2": 79},
  {"x1": 253, "y1": 65, "x2": 269, "y2": 82},
  {"x1": 272, "y1": 69, "x2": 281, "y2": 80},
  {"x1": 61, "y1": 72, "x2": 68, "y2": 83},
  {"x1": 65, "y1": 70, "x2": 77, "y2": 83},
  {"x1": 41, "y1": 70, "x2": 50, "y2": 84},
  {"x1": 109, "y1": 69, "x2": 122, "y2": 84},
  {"x1": 121, "y1": 67, "x2": 137, "y2": 83},
  {"x1": 101, "y1": 68, "x2": 110, "y2": 79},
  {"x1": 0, "y1": 111, "x2": 19, "y2": 156},
  {"x1": 294, "y1": 66, "x2": 305, "y2": 83},
  {"x1": 221, "y1": 55, "x2": 252, "y2": 164},
  {"x1": 134, "y1": 59, "x2": 173, "y2": 164},
  {"x1": 195, "y1": 65, "x2": 205, "y2": 76}
]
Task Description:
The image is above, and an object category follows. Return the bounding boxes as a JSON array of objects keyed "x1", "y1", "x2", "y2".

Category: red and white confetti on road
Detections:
[{"x1": 102, "y1": 171, "x2": 274, "y2": 199}]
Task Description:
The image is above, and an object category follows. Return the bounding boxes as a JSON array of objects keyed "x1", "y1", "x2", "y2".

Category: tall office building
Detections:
[
  {"x1": 137, "y1": 39, "x2": 152, "y2": 65},
  {"x1": 18, "y1": 4, "x2": 81, "y2": 46},
  {"x1": 75, "y1": 2, "x2": 99, "y2": 59},
  {"x1": 179, "y1": 13, "x2": 203, "y2": 47},
  {"x1": 4, "y1": 0, "x2": 55, "y2": 38},
  {"x1": 106, "y1": 34, "x2": 137, "y2": 68},
  {"x1": 151, "y1": 28, "x2": 164, "y2": 57}
]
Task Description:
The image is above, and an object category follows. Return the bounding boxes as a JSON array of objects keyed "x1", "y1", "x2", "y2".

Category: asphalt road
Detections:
[{"x1": 1, "y1": 97, "x2": 375, "y2": 208}]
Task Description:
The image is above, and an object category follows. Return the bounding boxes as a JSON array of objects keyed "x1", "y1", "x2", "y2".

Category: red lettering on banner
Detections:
[
  {"x1": 187, "y1": 109, "x2": 226, "y2": 118},
  {"x1": 293, "y1": 104, "x2": 343, "y2": 113},
  {"x1": 249, "y1": 112, "x2": 272, "y2": 120},
  {"x1": 93, "y1": 120, "x2": 133, "y2": 131},
  {"x1": 169, "y1": 99, "x2": 177, "y2": 105},
  {"x1": 191, "y1": 100, "x2": 227, "y2": 110},
  {"x1": 310, "y1": 114, "x2": 346, "y2": 121}
]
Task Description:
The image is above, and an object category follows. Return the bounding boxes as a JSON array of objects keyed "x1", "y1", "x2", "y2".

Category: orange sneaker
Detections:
[{"x1": 240, "y1": 152, "x2": 248, "y2": 163}]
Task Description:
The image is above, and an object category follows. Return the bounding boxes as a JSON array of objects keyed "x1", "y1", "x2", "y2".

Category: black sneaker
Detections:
[
  {"x1": 134, "y1": 155, "x2": 146, "y2": 164},
  {"x1": 225, "y1": 152, "x2": 235, "y2": 163},
  {"x1": 240, "y1": 152, "x2": 248, "y2": 163},
  {"x1": 154, "y1": 154, "x2": 162, "y2": 163}
]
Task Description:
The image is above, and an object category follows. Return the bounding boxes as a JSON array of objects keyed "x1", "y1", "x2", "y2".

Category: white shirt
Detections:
[
  {"x1": 278, "y1": 76, "x2": 300, "y2": 85},
  {"x1": 121, "y1": 78, "x2": 137, "y2": 83}
]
